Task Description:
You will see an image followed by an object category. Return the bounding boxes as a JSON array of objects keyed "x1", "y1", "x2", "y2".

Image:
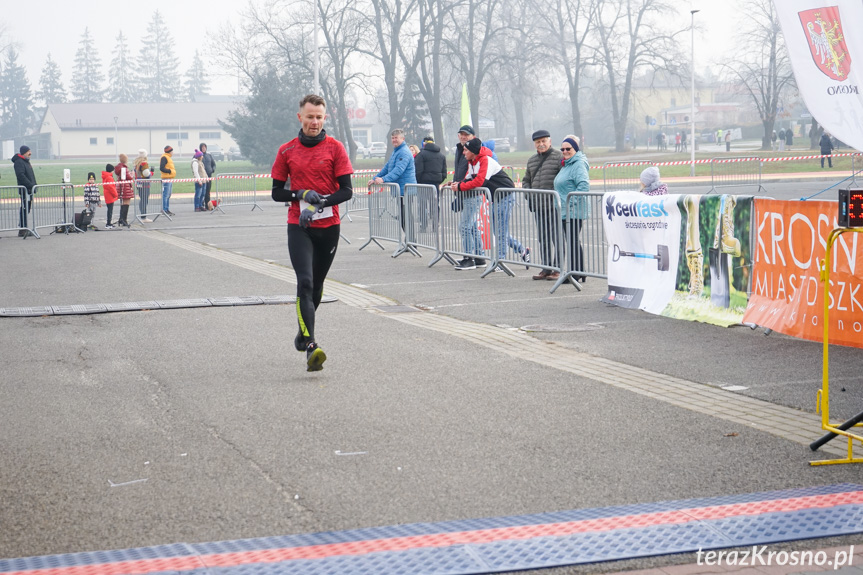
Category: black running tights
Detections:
[{"x1": 287, "y1": 223, "x2": 341, "y2": 342}]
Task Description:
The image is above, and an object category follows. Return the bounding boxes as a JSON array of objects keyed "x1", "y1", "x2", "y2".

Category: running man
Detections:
[{"x1": 271, "y1": 94, "x2": 353, "y2": 371}]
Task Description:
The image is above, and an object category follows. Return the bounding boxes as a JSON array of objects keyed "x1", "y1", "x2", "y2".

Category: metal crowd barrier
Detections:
[
  {"x1": 213, "y1": 173, "x2": 261, "y2": 212},
  {"x1": 346, "y1": 172, "x2": 375, "y2": 221},
  {"x1": 29, "y1": 183, "x2": 81, "y2": 237},
  {"x1": 0, "y1": 186, "x2": 29, "y2": 237},
  {"x1": 550, "y1": 192, "x2": 607, "y2": 293},
  {"x1": 485, "y1": 188, "x2": 565, "y2": 285},
  {"x1": 708, "y1": 157, "x2": 766, "y2": 195},
  {"x1": 430, "y1": 186, "x2": 494, "y2": 270},
  {"x1": 134, "y1": 179, "x2": 166, "y2": 223},
  {"x1": 604, "y1": 161, "x2": 653, "y2": 193},
  {"x1": 853, "y1": 153, "x2": 863, "y2": 186},
  {"x1": 359, "y1": 183, "x2": 414, "y2": 257},
  {"x1": 403, "y1": 184, "x2": 440, "y2": 256}
]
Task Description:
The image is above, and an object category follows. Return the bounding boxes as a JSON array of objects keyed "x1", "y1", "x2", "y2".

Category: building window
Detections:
[
  {"x1": 90, "y1": 137, "x2": 97, "y2": 145},
  {"x1": 107, "y1": 137, "x2": 114, "y2": 145},
  {"x1": 199, "y1": 131, "x2": 221, "y2": 139},
  {"x1": 167, "y1": 132, "x2": 189, "y2": 140}
]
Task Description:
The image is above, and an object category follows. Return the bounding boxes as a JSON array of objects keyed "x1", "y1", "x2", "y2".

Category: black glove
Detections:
[
  {"x1": 299, "y1": 189, "x2": 322, "y2": 205},
  {"x1": 299, "y1": 204, "x2": 318, "y2": 228}
]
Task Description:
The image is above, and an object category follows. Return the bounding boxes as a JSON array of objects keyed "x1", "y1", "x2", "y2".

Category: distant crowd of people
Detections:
[{"x1": 9, "y1": 143, "x2": 219, "y2": 234}]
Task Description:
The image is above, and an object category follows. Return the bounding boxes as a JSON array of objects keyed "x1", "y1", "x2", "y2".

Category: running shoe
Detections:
[
  {"x1": 454, "y1": 257, "x2": 476, "y2": 270},
  {"x1": 521, "y1": 247, "x2": 531, "y2": 269},
  {"x1": 306, "y1": 342, "x2": 327, "y2": 372}
]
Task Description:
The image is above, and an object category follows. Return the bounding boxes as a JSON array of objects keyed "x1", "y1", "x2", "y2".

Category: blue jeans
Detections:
[
  {"x1": 194, "y1": 182, "x2": 205, "y2": 209},
  {"x1": 459, "y1": 195, "x2": 483, "y2": 257},
  {"x1": 162, "y1": 181, "x2": 173, "y2": 211},
  {"x1": 494, "y1": 194, "x2": 523, "y2": 259}
]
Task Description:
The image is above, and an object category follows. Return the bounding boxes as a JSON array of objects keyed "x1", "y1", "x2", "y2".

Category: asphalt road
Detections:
[{"x1": 1, "y1": 174, "x2": 862, "y2": 573}]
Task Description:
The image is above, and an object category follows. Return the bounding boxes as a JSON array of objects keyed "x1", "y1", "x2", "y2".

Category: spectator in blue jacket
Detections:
[
  {"x1": 371, "y1": 128, "x2": 417, "y2": 231},
  {"x1": 372, "y1": 128, "x2": 417, "y2": 196}
]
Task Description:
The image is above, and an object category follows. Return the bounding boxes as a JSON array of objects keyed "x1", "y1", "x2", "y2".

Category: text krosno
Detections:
[
  {"x1": 697, "y1": 546, "x2": 854, "y2": 569},
  {"x1": 826, "y1": 84, "x2": 859, "y2": 95}
]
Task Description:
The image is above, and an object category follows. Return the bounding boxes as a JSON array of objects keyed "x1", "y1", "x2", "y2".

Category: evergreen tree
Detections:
[
  {"x1": 107, "y1": 31, "x2": 139, "y2": 103},
  {"x1": 36, "y1": 53, "x2": 67, "y2": 105},
  {"x1": 70, "y1": 27, "x2": 105, "y2": 102},
  {"x1": 184, "y1": 50, "x2": 210, "y2": 101},
  {"x1": 0, "y1": 48, "x2": 35, "y2": 139},
  {"x1": 401, "y1": 74, "x2": 429, "y2": 145},
  {"x1": 138, "y1": 11, "x2": 182, "y2": 102},
  {"x1": 220, "y1": 67, "x2": 306, "y2": 166}
]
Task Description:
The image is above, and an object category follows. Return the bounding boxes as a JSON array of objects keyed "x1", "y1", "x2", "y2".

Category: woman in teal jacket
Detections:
[{"x1": 553, "y1": 135, "x2": 590, "y2": 282}]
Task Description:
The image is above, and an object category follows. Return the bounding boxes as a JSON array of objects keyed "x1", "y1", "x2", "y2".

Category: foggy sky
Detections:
[{"x1": 8, "y1": 0, "x2": 737, "y2": 102}]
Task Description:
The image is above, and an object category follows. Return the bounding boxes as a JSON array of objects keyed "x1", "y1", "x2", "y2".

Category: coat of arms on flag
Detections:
[{"x1": 799, "y1": 6, "x2": 851, "y2": 81}]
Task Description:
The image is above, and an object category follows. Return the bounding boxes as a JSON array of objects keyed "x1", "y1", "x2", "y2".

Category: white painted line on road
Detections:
[
  {"x1": 108, "y1": 478, "x2": 148, "y2": 487},
  {"x1": 721, "y1": 385, "x2": 750, "y2": 392},
  {"x1": 334, "y1": 451, "x2": 368, "y2": 456}
]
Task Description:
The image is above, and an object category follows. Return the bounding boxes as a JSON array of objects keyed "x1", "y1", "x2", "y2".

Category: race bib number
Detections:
[{"x1": 299, "y1": 199, "x2": 334, "y2": 220}]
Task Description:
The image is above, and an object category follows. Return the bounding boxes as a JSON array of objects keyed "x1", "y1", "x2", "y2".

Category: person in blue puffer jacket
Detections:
[
  {"x1": 553, "y1": 135, "x2": 590, "y2": 283},
  {"x1": 371, "y1": 128, "x2": 417, "y2": 231}
]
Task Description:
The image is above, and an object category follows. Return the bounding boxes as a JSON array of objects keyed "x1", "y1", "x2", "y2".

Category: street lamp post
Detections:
[
  {"x1": 690, "y1": 9, "x2": 699, "y2": 177},
  {"x1": 312, "y1": 0, "x2": 320, "y2": 94},
  {"x1": 113, "y1": 116, "x2": 118, "y2": 159}
]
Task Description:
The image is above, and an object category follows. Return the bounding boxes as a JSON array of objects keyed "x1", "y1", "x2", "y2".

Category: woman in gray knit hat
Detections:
[{"x1": 639, "y1": 166, "x2": 667, "y2": 196}]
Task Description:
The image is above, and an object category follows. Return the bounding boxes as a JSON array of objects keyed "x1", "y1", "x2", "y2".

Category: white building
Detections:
[{"x1": 38, "y1": 100, "x2": 243, "y2": 159}]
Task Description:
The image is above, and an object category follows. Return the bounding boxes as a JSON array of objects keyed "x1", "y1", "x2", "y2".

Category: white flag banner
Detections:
[{"x1": 774, "y1": 1, "x2": 863, "y2": 151}]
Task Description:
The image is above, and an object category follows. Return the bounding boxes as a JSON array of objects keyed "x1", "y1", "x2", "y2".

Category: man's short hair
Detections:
[
  {"x1": 391, "y1": 129, "x2": 405, "y2": 137},
  {"x1": 300, "y1": 94, "x2": 326, "y2": 109}
]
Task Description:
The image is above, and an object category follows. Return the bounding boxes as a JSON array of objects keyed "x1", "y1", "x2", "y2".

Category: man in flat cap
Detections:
[{"x1": 523, "y1": 130, "x2": 562, "y2": 280}]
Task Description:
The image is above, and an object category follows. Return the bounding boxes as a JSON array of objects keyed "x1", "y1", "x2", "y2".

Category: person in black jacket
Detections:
[
  {"x1": 12, "y1": 145, "x2": 37, "y2": 237},
  {"x1": 820, "y1": 131, "x2": 835, "y2": 168},
  {"x1": 414, "y1": 136, "x2": 447, "y2": 231},
  {"x1": 200, "y1": 143, "x2": 217, "y2": 209}
]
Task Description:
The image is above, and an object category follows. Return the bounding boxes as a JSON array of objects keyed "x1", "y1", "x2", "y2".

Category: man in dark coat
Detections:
[
  {"x1": 523, "y1": 130, "x2": 563, "y2": 280},
  {"x1": 200, "y1": 142, "x2": 216, "y2": 209},
  {"x1": 12, "y1": 145, "x2": 36, "y2": 236},
  {"x1": 820, "y1": 131, "x2": 835, "y2": 168},
  {"x1": 414, "y1": 136, "x2": 447, "y2": 231}
]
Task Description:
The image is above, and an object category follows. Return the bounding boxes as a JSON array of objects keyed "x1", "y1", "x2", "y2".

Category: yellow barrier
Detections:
[{"x1": 811, "y1": 227, "x2": 863, "y2": 466}]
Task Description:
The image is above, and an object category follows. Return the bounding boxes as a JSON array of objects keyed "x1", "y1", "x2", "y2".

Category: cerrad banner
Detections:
[{"x1": 743, "y1": 198, "x2": 863, "y2": 348}]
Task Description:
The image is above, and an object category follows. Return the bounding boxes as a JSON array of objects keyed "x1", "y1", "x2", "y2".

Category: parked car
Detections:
[
  {"x1": 206, "y1": 143, "x2": 225, "y2": 161},
  {"x1": 493, "y1": 138, "x2": 511, "y2": 153},
  {"x1": 227, "y1": 146, "x2": 245, "y2": 161},
  {"x1": 364, "y1": 142, "x2": 387, "y2": 159}
]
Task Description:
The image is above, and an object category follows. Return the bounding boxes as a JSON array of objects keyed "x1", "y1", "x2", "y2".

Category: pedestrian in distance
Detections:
[
  {"x1": 414, "y1": 135, "x2": 447, "y2": 232},
  {"x1": 771, "y1": 130, "x2": 778, "y2": 151},
  {"x1": 83, "y1": 172, "x2": 101, "y2": 229},
  {"x1": 820, "y1": 130, "x2": 834, "y2": 168},
  {"x1": 191, "y1": 149, "x2": 208, "y2": 211},
  {"x1": 270, "y1": 94, "x2": 354, "y2": 372},
  {"x1": 160, "y1": 145, "x2": 176, "y2": 216},
  {"x1": 200, "y1": 142, "x2": 216, "y2": 209},
  {"x1": 114, "y1": 154, "x2": 134, "y2": 227},
  {"x1": 523, "y1": 129, "x2": 563, "y2": 281},
  {"x1": 675, "y1": 132, "x2": 681, "y2": 153},
  {"x1": 681, "y1": 131, "x2": 687, "y2": 153},
  {"x1": 11, "y1": 145, "x2": 36, "y2": 237},
  {"x1": 134, "y1": 149, "x2": 153, "y2": 222},
  {"x1": 778, "y1": 128, "x2": 786, "y2": 152},
  {"x1": 785, "y1": 126, "x2": 793, "y2": 150},
  {"x1": 102, "y1": 164, "x2": 118, "y2": 229},
  {"x1": 725, "y1": 130, "x2": 731, "y2": 152},
  {"x1": 554, "y1": 135, "x2": 590, "y2": 283}
]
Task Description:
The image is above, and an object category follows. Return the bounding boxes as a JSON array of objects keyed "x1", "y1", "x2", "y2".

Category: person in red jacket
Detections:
[
  {"x1": 270, "y1": 94, "x2": 354, "y2": 372},
  {"x1": 114, "y1": 154, "x2": 134, "y2": 227},
  {"x1": 102, "y1": 164, "x2": 118, "y2": 229}
]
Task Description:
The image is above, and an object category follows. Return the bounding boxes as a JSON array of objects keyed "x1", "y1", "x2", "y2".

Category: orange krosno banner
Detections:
[{"x1": 743, "y1": 199, "x2": 863, "y2": 348}]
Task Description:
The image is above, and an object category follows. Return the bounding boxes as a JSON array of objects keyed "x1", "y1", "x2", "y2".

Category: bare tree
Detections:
[
  {"x1": 445, "y1": 0, "x2": 507, "y2": 130},
  {"x1": 593, "y1": 0, "x2": 686, "y2": 151},
  {"x1": 722, "y1": 0, "x2": 795, "y2": 150},
  {"x1": 537, "y1": 0, "x2": 596, "y2": 144}
]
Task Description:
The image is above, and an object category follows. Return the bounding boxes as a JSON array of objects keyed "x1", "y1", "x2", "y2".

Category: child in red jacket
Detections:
[{"x1": 102, "y1": 164, "x2": 118, "y2": 229}]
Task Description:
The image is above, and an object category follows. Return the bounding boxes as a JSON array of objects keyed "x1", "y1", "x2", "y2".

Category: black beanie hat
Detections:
[
  {"x1": 106, "y1": 163, "x2": 114, "y2": 172},
  {"x1": 19, "y1": 145, "x2": 30, "y2": 155},
  {"x1": 87, "y1": 172, "x2": 96, "y2": 180},
  {"x1": 465, "y1": 138, "x2": 482, "y2": 155}
]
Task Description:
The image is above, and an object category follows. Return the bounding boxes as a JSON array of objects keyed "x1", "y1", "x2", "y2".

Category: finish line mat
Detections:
[{"x1": 3, "y1": 484, "x2": 863, "y2": 575}]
